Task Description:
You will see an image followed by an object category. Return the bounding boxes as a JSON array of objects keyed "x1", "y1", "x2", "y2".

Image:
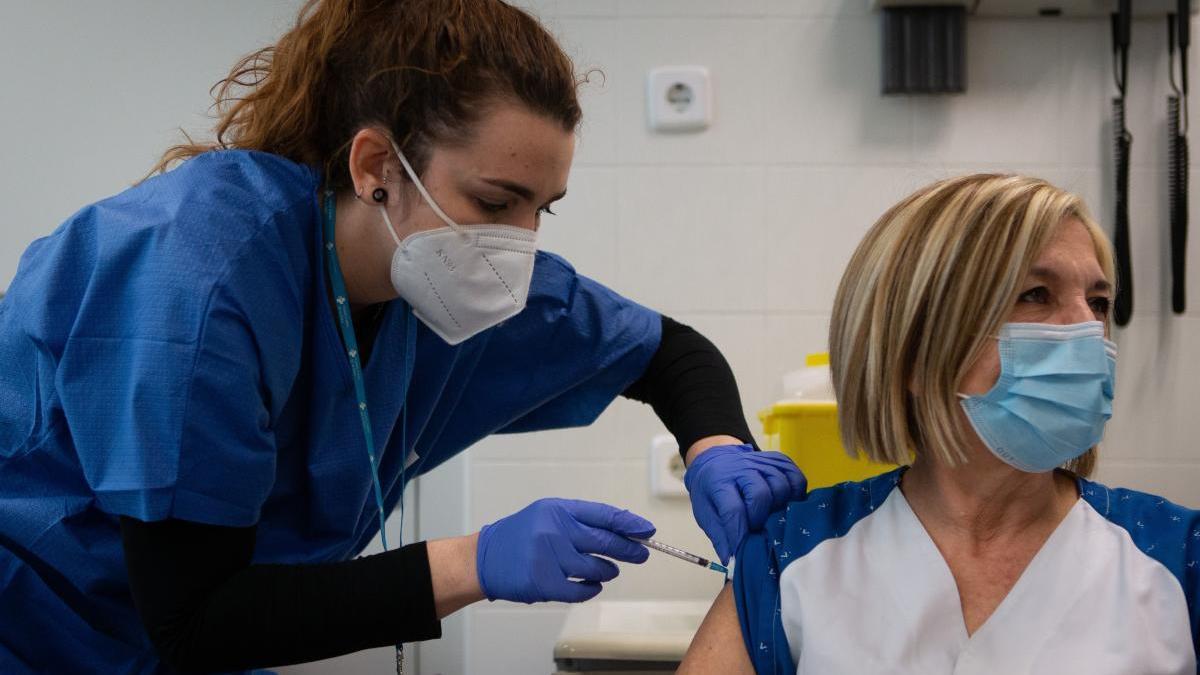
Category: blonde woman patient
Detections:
[{"x1": 679, "y1": 174, "x2": 1200, "y2": 674}]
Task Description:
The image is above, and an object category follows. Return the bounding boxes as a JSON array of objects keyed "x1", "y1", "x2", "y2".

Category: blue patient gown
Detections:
[
  {"x1": 734, "y1": 469, "x2": 1200, "y2": 674},
  {"x1": 0, "y1": 150, "x2": 661, "y2": 672}
]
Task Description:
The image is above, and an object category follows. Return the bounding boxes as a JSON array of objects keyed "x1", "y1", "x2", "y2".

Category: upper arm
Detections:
[
  {"x1": 682, "y1": 519, "x2": 800, "y2": 675},
  {"x1": 620, "y1": 314, "x2": 757, "y2": 454},
  {"x1": 438, "y1": 253, "x2": 661, "y2": 444},
  {"x1": 499, "y1": 254, "x2": 661, "y2": 432},
  {"x1": 679, "y1": 584, "x2": 755, "y2": 675}
]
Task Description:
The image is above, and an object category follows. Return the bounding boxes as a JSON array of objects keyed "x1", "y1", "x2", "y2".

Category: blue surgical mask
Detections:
[{"x1": 958, "y1": 321, "x2": 1117, "y2": 473}]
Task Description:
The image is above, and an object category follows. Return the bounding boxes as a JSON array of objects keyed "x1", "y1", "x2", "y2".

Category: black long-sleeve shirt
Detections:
[{"x1": 120, "y1": 314, "x2": 753, "y2": 672}]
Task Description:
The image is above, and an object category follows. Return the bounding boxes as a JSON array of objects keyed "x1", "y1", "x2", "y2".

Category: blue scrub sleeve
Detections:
[
  {"x1": 502, "y1": 254, "x2": 661, "y2": 432},
  {"x1": 57, "y1": 280, "x2": 293, "y2": 527},
  {"x1": 733, "y1": 521, "x2": 796, "y2": 674},
  {"x1": 440, "y1": 252, "x2": 661, "y2": 440}
]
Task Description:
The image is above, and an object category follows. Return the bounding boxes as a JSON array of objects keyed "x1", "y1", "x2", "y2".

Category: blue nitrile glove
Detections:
[
  {"x1": 684, "y1": 444, "x2": 806, "y2": 564},
  {"x1": 476, "y1": 498, "x2": 656, "y2": 604}
]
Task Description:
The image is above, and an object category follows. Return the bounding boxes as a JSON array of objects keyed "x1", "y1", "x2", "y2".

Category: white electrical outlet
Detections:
[
  {"x1": 649, "y1": 433, "x2": 688, "y2": 498},
  {"x1": 646, "y1": 66, "x2": 711, "y2": 132}
]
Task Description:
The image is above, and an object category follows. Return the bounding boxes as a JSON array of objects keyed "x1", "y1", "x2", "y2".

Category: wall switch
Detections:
[
  {"x1": 646, "y1": 66, "x2": 711, "y2": 132},
  {"x1": 649, "y1": 433, "x2": 688, "y2": 498}
]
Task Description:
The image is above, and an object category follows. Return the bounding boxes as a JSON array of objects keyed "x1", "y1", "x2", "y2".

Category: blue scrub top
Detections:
[{"x1": 0, "y1": 150, "x2": 661, "y2": 672}]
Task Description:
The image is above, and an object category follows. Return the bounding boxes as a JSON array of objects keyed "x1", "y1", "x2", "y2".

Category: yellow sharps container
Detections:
[{"x1": 759, "y1": 353, "x2": 896, "y2": 489}]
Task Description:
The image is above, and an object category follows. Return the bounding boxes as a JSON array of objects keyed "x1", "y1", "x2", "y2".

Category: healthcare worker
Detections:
[{"x1": 0, "y1": 0, "x2": 804, "y2": 672}]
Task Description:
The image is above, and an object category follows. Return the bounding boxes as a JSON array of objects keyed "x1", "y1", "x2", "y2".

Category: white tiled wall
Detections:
[
  {"x1": 2, "y1": 2, "x2": 1197, "y2": 674},
  {"x1": 455, "y1": 3, "x2": 1200, "y2": 672},
  {"x1": 0, "y1": 0, "x2": 303, "y2": 284}
]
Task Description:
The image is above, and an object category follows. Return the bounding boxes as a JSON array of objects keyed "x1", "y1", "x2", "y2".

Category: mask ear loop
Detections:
[
  {"x1": 378, "y1": 196, "x2": 403, "y2": 249},
  {"x1": 388, "y1": 141, "x2": 471, "y2": 243}
]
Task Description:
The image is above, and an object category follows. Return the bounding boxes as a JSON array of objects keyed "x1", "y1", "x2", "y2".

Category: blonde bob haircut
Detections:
[{"x1": 829, "y1": 174, "x2": 1115, "y2": 477}]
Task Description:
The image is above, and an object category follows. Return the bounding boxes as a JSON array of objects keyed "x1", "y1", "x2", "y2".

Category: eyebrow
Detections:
[
  {"x1": 1029, "y1": 265, "x2": 1112, "y2": 293},
  {"x1": 481, "y1": 177, "x2": 567, "y2": 204}
]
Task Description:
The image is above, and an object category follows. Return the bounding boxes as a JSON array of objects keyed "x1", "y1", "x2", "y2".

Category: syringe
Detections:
[{"x1": 630, "y1": 537, "x2": 728, "y2": 575}]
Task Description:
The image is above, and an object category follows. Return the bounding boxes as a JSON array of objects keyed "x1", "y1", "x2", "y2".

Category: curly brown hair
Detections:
[{"x1": 152, "y1": 0, "x2": 582, "y2": 189}]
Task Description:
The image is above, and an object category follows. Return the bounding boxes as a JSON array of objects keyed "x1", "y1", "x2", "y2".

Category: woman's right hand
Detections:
[{"x1": 475, "y1": 498, "x2": 655, "y2": 604}]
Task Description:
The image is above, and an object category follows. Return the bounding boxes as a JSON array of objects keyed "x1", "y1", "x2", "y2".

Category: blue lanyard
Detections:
[{"x1": 321, "y1": 190, "x2": 416, "y2": 552}]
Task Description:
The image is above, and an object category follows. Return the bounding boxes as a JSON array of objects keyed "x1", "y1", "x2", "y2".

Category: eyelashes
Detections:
[
  {"x1": 1017, "y1": 286, "x2": 1112, "y2": 317},
  {"x1": 475, "y1": 199, "x2": 557, "y2": 217},
  {"x1": 1018, "y1": 286, "x2": 1050, "y2": 304},
  {"x1": 476, "y1": 198, "x2": 508, "y2": 213}
]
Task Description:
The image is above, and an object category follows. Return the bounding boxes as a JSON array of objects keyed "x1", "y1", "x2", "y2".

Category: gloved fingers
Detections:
[
  {"x1": 552, "y1": 579, "x2": 604, "y2": 604},
  {"x1": 560, "y1": 499, "x2": 656, "y2": 539},
  {"x1": 760, "y1": 467, "x2": 794, "y2": 510},
  {"x1": 689, "y1": 492, "x2": 728, "y2": 564},
  {"x1": 610, "y1": 509, "x2": 656, "y2": 539},
  {"x1": 751, "y1": 450, "x2": 803, "y2": 474},
  {"x1": 783, "y1": 462, "x2": 807, "y2": 499},
  {"x1": 569, "y1": 524, "x2": 651, "y2": 564},
  {"x1": 755, "y1": 452, "x2": 807, "y2": 499},
  {"x1": 711, "y1": 483, "x2": 749, "y2": 564},
  {"x1": 560, "y1": 551, "x2": 621, "y2": 584},
  {"x1": 734, "y1": 471, "x2": 774, "y2": 529}
]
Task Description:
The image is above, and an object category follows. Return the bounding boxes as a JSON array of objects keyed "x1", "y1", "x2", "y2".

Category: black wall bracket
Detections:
[{"x1": 882, "y1": 6, "x2": 967, "y2": 94}]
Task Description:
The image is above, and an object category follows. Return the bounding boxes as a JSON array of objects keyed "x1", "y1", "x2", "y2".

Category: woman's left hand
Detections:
[{"x1": 684, "y1": 444, "x2": 806, "y2": 565}]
